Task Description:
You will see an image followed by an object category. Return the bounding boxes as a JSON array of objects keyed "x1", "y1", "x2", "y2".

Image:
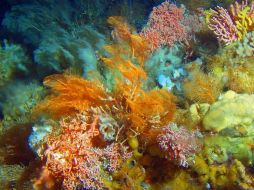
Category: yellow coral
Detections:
[
  {"x1": 107, "y1": 16, "x2": 149, "y2": 66},
  {"x1": 235, "y1": 6, "x2": 254, "y2": 40},
  {"x1": 105, "y1": 158, "x2": 146, "y2": 190},
  {"x1": 191, "y1": 156, "x2": 254, "y2": 189}
]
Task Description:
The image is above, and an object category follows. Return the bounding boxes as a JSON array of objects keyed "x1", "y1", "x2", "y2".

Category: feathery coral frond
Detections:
[
  {"x1": 34, "y1": 74, "x2": 109, "y2": 118},
  {"x1": 127, "y1": 89, "x2": 176, "y2": 133},
  {"x1": 183, "y1": 70, "x2": 222, "y2": 104},
  {"x1": 107, "y1": 16, "x2": 150, "y2": 65}
]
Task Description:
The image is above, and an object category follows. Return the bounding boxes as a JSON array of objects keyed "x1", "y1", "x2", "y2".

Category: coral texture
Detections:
[
  {"x1": 140, "y1": 1, "x2": 187, "y2": 51},
  {"x1": 44, "y1": 113, "x2": 131, "y2": 190},
  {"x1": 157, "y1": 123, "x2": 200, "y2": 167},
  {"x1": 207, "y1": 0, "x2": 254, "y2": 44}
]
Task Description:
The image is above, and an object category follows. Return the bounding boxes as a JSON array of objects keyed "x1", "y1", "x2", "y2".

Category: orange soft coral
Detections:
[
  {"x1": 107, "y1": 16, "x2": 150, "y2": 65},
  {"x1": 127, "y1": 89, "x2": 176, "y2": 134},
  {"x1": 100, "y1": 17, "x2": 176, "y2": 137},
  {"x1": 35, "y1": 16, "x2": 176, "y2": 142},
  {"x1": 34, "y1": 74, "x2": 111, "y2": 118}
]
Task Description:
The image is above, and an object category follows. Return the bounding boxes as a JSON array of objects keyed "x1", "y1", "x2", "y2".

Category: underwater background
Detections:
[{"x1": 1, "y1": 0, "x2": 254, "y2": 189}]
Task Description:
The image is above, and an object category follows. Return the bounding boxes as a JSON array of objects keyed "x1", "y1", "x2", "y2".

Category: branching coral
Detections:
[
  {"x1": 157, "y1": 123, "x2": 200, "y2": 167},
  {"x1": 206, "y1": 0, "x2": 254, "y2": 44},
  {"x1": 101, "y1": 17, "x2": 176, "y2": 137},
  {"x1": 43, "y1": 113, "x2": 132, "y2": 190},
  {"x1": 230, "y1": 0, "x2": 254, "y2": 39},
  {"x1": 206, "y1": 6, "x2": 238, "y2": 44},
  {"x1": 140, "y1": 1, "x2": 187, "y2": 52},
  {"x1": 34, "y1": 15, "x2": 178, "y2": 189},
  {"x1": 107, "y1": 16, "x2": 150, "y2": 65},
  {"x1": 127, "y1": 89, "x2": 176, "y2": 135}
]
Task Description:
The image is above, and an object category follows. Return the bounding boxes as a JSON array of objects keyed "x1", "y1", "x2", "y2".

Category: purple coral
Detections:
[
  {"x1": 208, "y1": 6, "x2": 238, "y2": 44},
  {"x1": 157, "y1": 123, "x2": 200, "y2": 167}
]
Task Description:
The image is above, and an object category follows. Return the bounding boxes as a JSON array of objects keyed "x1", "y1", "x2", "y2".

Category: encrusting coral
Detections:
[
  {"x1": 191, "y1": 156, "x2": 254, "y2": 189},
  {"x1": 203, "y1": 90, "x2": 254, "y2": 132}
]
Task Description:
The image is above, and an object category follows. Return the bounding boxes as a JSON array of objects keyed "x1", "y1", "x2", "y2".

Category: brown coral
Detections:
[
  {"x1": 183, "y1": 68, "x2": 222, "y2": 104},
  {"x1": 228, "y1": 63, "x2": 254, "y2": 94}
]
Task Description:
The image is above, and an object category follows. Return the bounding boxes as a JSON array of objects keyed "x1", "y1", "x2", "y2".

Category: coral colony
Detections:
[{"x1": 1, "y1": 0, "x2": 254, "y2": 189}]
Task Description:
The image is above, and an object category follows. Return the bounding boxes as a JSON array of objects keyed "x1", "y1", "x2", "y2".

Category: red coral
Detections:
[
  {"x1": 157, "y1": 123, "x2": 200, "y2": 167},
  {"x1": 44, "y1": 113, "x2": 131, "y2": 189},
  {"x1": 140, "y1": 1, "x2": 187, "y2": 51}
]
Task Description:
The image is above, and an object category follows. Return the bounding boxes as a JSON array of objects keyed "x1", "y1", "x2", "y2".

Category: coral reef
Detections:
[{"x1": 1, "y1": 0, "x2": 254, "y2": 189}]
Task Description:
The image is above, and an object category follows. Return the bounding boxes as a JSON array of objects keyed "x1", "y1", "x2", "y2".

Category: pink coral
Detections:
[
  {"x1": 207, "y1": 1, "x2": 254, "y2": 44},
  {"x1": 44, "y1": 112, "x2": 131, "y2": 190},
  {"x1": 157, "y1": 123, "x2": 200, "y2": 167},
  {"x1": 140, "y1": 1, "x2": 187, "y2": 51},
  {"x1": 208, "y1": 6, "x2": 238, "y2": 44}
]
